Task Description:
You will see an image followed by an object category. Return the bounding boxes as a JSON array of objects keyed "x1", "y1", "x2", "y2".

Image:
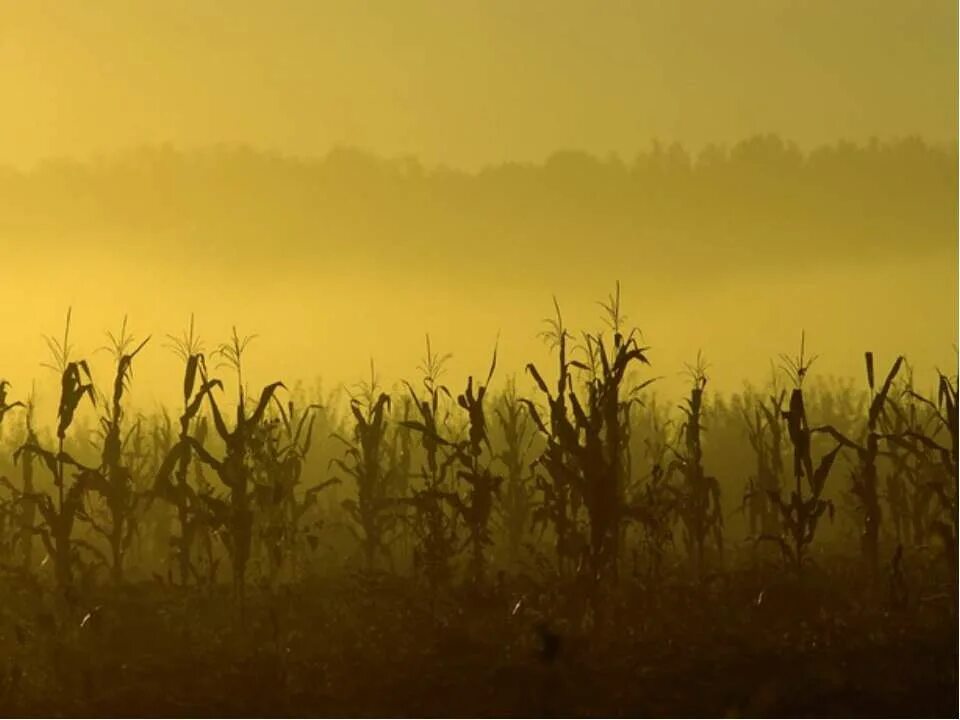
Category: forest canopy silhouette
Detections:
[{"x1": 1, "y1": 136, "x2": 953, "y2": 273}]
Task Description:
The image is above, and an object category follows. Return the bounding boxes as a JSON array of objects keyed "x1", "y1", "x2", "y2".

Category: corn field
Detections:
[{"x1": 0, "y1": 295, "x2": 955, "y2": 716}]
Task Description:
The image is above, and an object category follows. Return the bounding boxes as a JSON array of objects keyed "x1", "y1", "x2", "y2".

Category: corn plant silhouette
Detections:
[
  {"x1": 887, "y1": 369, "x2": 958, "y2": 581},
  {"x1": 188, "y1": 326, "x2": 285, "y2": 610},
  {"x1": 252, "y1": 396, "x2": 330, "y2": 586},
  {"x1": 0, "y1": 380, "x2": 23, "y2": 427},
  {"x1": 75, "y1": 316, "x2": 150, "y2": 583},
  {"x1": 671, "y1": 352, "x2": 723, "y2": 581},
  {"x1": 332, "y1": 362, "x2": 396, "y2": 572},
  {"x1": 493, "y1": 378, "x2": 538, "y2": 568},
  {"x1": 762, "y1": 334, "x2": 842, "y2": 576},
  {"x1": 878, "y1": 367, "x2": 923, "y2": 546},
  {"x1": 446, "y1": 347, "x2": 503, "y2": 586},
  {"x1": 15, "y1": 388, "x2": 37, "y2": 572},
  {"x1": 154, "y1": 315, "x2": 221, "y2": 585},
  {"x1": 525, "y1": 284, "x2": 654, "y2": 624},
  {"x1": 0, "y1": 382, "x2": 23, "y2": 565},
  {"x1": 620, "y1": 396, "x2": 676, "y2": 590},
  {"x1": 523, "y1": 299, "x2": 583, "y2": 577},
  {"x1": 880, "y1": 364, "x2": 949, "y2": 549},
  {"x1": 400, "y1": 336, "x2": 460, "y2": 593},
  {"x1": 742, "y1": 373, "x2": 787, "y2": 542},
  {"x1": 11, "y1": 309, "x2": 97, "y2": 593},
  {"x1": 815, "y1": 352, "x2": 903, "y2": 578}
]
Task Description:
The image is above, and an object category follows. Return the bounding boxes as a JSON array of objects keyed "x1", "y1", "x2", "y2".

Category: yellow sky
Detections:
[
  {"x1": 0, "y1": 0, "x2": 955, "y2": 419},
  {"x1": 0, "y1": 0, "x2": 956, "y2": 169}
]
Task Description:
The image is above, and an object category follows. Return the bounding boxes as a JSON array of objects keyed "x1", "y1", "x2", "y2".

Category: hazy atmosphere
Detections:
[
  {"x1": 0, "y1": 1, "x2": 956, "y2": 716},
  {"x1": 0, "y1": 0, "x2": 957, "y2": 408},
  {"x1": 0, "y1": 139, "x2": 956, "y2": 413},
  {"x1": 1, "y1": 1, "x2": 957, "y2": 167}
]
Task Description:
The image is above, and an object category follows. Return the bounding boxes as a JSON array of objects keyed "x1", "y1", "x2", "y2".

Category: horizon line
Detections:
[{"x1": 4, "y1": 132, "x2": 958, "y2": 176}]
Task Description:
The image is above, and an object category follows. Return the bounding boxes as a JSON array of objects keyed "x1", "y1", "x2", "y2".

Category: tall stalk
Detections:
[
  {"x1": 332, "y1": 363, "x2": 396, "y2": 571},
  {"x1": 672, "y1": 354, "x2": 722, "y2": 581},
  {"x1": 765, "y1": 334, "x2": 842, "y2": 576},
  {"x1": 189, "y1": 327, "x2": 285, "y2": 608},
  {"x1": 80, "y1": 317, "x2": 150, "y2": 583},
  {"x1": 155, "y1": 315, "x2": 221, "y2": 585},
  {"x1": 525, "y1": 285, "x2": 653, "y2": 611},
  {"x1": 12, "y1": 310, "x2": 97, "y2": 592}
]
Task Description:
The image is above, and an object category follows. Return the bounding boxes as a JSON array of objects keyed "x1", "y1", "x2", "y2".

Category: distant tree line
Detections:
[{"x1": 0, "y1": 135, "x2": 953, "y2": 278}]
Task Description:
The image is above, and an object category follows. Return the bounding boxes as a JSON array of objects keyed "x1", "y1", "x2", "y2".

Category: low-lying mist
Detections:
[{"x1": 1, "y1": 138, "x2": 955, "y2": 419}]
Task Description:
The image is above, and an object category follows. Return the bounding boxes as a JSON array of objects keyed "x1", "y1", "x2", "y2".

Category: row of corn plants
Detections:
[{"x1": 0, "y1": 297, "x2": 954, "y2": 620}]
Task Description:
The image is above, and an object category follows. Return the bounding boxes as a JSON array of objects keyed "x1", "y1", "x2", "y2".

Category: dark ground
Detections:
[{"x1": 0, "y1": 566, "x2": 955, "y2": 717}]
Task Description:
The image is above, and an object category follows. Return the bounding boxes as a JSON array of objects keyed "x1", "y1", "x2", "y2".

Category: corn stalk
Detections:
[
  {"x1": 763, "y1": 335, "x2": 841, "y2": 576},
  {"x1": 11, "y1": 310, "x2": 98, "y2": 590},
  {"x1": 671, "y1": 355, "x2": 722, "y2": 581},
  {"x1": 886, "y1": 371, "x2": 958, "y2": 573},
  {"x1": 815, "y1": 352, "x2": 903, "y2": 578},
  {"x1": 525, "y1": 286, "x2": 653, "y2": 593},
  {"x1": 493, "y1": 379, "x2": 537, "y2": 568},
  {"x1": 189, "y1": 327, "x2": 285, "y2": 606},
  {"x1": 400, "y1": 336, "x2": 460, "y2": 591},
  {"x1": 153, "y1": 316, "x2": 221, "y2": 585},
  {"x1": 742, "y1": 388, "x2": 786, "y2": 541},
  {"x1": 77, "y1": 318, "x2": 150, "y2": 583},
  {"x1": 445, "y1": 349, "x2": 503, "y2": 586},
  {"x1": 252, "y1": 398, "x2": 332, "y2": 585}
]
